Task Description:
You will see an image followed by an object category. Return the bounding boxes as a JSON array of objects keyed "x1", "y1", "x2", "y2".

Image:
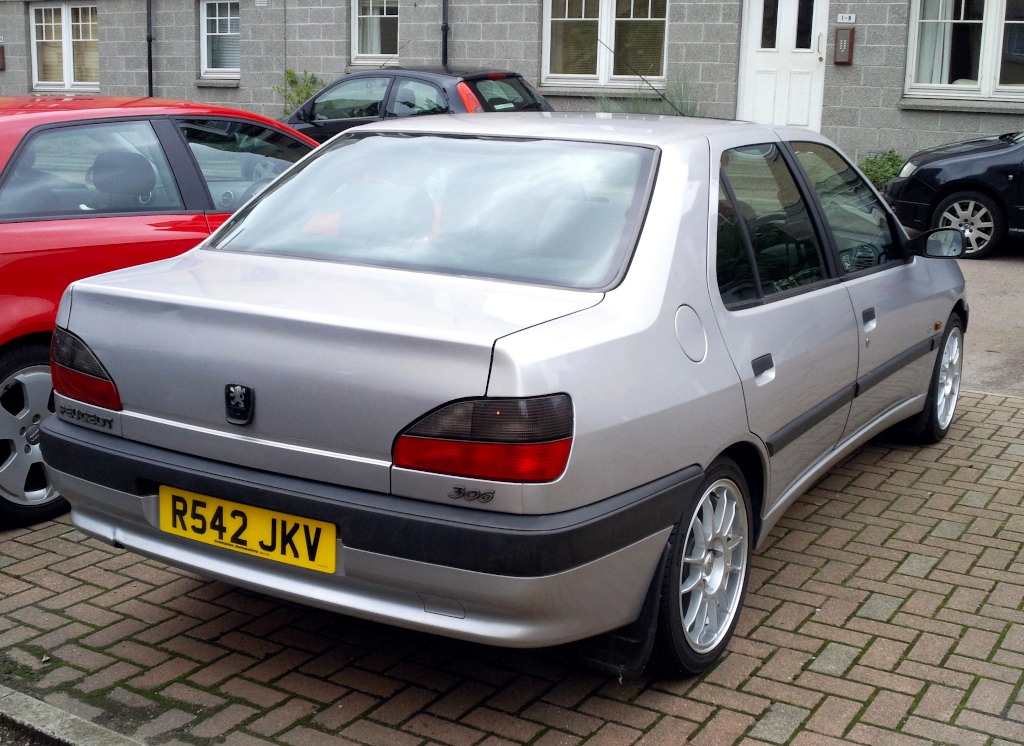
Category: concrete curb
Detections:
[{"x1": 0, "y1": 686, "x2": 143, "y2": 746}]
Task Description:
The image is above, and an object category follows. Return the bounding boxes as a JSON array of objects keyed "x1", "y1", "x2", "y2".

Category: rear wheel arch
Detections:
[{"x1": 717, "y1": 441, "x2": 765, "y2": 542}]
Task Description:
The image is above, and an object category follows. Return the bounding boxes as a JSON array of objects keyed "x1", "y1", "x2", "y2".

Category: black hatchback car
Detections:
[
  {"x1": 885, "y1": 132, "x2": 1024, "y2": 258},
  {"x1": 283, "y1": 67, "x2": 552, "y2": 144}
]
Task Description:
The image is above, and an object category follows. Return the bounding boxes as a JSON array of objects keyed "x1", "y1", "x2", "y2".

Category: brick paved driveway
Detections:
[{"x1": 2, "y1": 390, "x2": 1023, "y2": 746}]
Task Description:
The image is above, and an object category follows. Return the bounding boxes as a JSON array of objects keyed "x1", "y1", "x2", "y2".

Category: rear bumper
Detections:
[{"x1": 41, "y1": 416, "x2": 700, "y2": 647}]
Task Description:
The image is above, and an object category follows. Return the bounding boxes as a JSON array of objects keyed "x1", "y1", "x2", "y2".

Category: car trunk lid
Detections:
[{"x1": 62, "y1": 250, "x2": 601, "y2": 492}]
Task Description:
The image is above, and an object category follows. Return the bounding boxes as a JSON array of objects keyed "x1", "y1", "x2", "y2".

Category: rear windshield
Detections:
[
  {"x1": 210, "y1": 133, "x2": 655, "y2": 290},
  {"x1": 466, "y1": 77, "x2": 549, "y2": 112}
]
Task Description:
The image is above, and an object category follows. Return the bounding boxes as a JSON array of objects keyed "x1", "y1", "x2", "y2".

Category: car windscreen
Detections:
[{"x1": 208, "y1": 133, "x2": 656, "y2": 290}]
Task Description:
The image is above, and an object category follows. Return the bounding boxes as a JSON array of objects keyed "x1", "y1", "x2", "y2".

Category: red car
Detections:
[{"x1": 0, "y1": 96, "x2": 317, "y2": 527}]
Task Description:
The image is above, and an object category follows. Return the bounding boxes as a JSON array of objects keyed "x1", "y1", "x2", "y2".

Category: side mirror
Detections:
[
  {"x1": 293, "y1": 104, "x2": 311, "y2": 123},
  {"x1": 909, "y1": 227, "x2": 964, "y2": 258}
]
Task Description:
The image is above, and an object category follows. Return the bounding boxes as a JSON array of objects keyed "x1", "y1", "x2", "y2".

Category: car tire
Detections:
[
  {"x1": 653, "y1": 457, "x2": 752, "y2": 676},
  {"x1": 0, "y1": 344, "x2": 68, "y2": 527},
  {"x1": 904, "y1": 312, "x2": 964, "y2": 444},
  {"x1": 932, "y1": 191, "x2": 1004, "y2": 259}
]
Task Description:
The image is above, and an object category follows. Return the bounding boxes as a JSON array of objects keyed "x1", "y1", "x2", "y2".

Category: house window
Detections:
[
  {"x1": 30, "y1": 3, "x2": 98, "y2": 91},
  {"x1": 543, "y1": 0, "x2": 667, "y2": 86},
  {"x1": 201, "y1": 0, "x2": 240, "y2": 78},
  {"x1": 352, "y1": 0, "x2": 398, "y2": 63},
  {"x1": 907, "y1": 0, "x2": 1024, "y2": 99}
]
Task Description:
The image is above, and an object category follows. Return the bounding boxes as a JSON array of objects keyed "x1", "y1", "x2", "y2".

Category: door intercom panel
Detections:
[{"x1": 835, "y1": 27, "x2": 854, "y2": 65}]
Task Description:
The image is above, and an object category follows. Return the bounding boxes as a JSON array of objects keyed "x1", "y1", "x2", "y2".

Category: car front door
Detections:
[
  {"x1": 712, "y1": 140, "x2": 859, "y2": 510},
  {"x1": 789, "y1": 140, "x2": 943, "y2": 437}
]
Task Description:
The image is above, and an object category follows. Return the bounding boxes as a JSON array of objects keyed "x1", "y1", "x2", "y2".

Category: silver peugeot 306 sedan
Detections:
[{"x1": 40, "y1": 113, "x2": 967, "y2": 677}]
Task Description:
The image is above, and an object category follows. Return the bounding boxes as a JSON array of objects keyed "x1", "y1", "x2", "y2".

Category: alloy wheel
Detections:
[
  {"x1": 938, "y1": 199, "x2": 994, "y2": 255},
  {"x1": 0, "y1": 364, "x2": 57, "y2": 507},
  {"x1": 677, "y1": 476, "x2": 749, "y2": 654},
  {"x1": 935, "y1": 324, "x2": 963, "y2": 431}
]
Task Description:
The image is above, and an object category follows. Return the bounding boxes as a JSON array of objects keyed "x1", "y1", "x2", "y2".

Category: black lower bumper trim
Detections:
[{"x1": 41, "y1": 417, "x2": 701, "y2": 577}]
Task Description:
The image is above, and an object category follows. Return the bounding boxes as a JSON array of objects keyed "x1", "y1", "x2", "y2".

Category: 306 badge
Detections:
[{"x1": 158, "y1": 486, "x2": 336, "y2": 573}]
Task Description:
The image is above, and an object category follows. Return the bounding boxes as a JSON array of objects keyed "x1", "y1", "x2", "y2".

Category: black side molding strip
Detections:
[
  {"x1": 765, "y1": 383, "x2": 857, "y2": 457},
  {"x1": 856, "y1": 334, "x2": 938, "y2": 397},
  {"x1": 41, "y1": 416, "x2": 702, "y2": 578},
  {"x1": 765, "y1": 332, "x2": 941, "y2": 457}
]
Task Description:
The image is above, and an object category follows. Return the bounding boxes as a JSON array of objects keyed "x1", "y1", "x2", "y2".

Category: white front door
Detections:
[{"x1": 737, "y1": 0, "x2": 829, "y2": 131}]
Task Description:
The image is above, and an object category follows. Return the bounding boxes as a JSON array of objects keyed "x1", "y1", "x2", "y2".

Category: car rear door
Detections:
[{"x1": 711, "y1": 138, "x2": 859, "y2": 507}]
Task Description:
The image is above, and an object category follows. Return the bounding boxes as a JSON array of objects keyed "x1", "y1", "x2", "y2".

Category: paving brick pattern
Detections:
[{"x1": 1, "y1": 391, "x2": 1022, "y2": 745}]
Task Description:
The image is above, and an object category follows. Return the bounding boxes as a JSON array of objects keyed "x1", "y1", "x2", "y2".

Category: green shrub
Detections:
[
  {"x1": 858, "y1": 149, "x2": 904, "y2": 190},
  {"x1": 273, "y1": 69, "x2": 326, "y2": 116}
]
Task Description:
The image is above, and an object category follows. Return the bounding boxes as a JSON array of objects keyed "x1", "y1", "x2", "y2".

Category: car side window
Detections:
[
  {"x1": 719, "y1": 144, "x2": 828, "y2": 300},
  {"x1": 791, "y1": 141, "x2": 898, "y2": 273},
  {"x1": 0, "y1": 121, "x2": 184, "y2": 220},
  {"x1": 311, "y1": 77, "x2": 389, "y2": 121},
  {"x1": 390, "y1": 79, "x2": 447, "y2": 117},
  {"x1": 716, "y1": 183, "x2": 759, "y2": 309},
  {"x1": 177, "y1": 118, "x2": 310, "y2": 211}
]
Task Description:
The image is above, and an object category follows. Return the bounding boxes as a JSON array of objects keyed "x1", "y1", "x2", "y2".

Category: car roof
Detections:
[
  {"x1": 0, "y1": 95, "x2": 318, "y2": 164},
  {"x1": 344, "y1": 111, "x2": 800, "y2": 149},
  {"x1": 0, "y1": 95, "x2": 291, "y2": 122},
  {"x1": 341, "y1": 67, "x2": 524, "y2": 82}
]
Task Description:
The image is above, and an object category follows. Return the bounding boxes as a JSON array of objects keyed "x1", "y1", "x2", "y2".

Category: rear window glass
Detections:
[
  {"x1": 466, "y1": 77, "x2": 548, "y2": 112},
  {"x1": 209, "y1": 133, "x2": 655, "y2": 290}
]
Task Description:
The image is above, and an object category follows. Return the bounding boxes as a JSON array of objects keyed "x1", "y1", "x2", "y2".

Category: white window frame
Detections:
[
  {"x1": 351, "y1": 0, "x2": 399, "y2": 66},
  {"x1": 542, "y1": 0, "x2": 667, "y2": 88},
  {"x1": 200, "y1": 0, "x2": 240, "y2": 79},
  {"x1": 905, "y1": 0, "x2": 1024, "y2": 101},
  {"x1": 29, "y1": 2, "x2": 99, "y2": 92}
]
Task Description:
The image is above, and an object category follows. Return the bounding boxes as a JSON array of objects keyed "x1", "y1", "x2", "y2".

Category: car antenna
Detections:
[
  {"x1": 596, "y1": 36, "x2": 685, "y2": 117},
  {"x1": 378, "y1": 40, "x2": 410, "y2": 69}
]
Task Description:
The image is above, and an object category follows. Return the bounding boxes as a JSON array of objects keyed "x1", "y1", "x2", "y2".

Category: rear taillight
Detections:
[
  {"x1": 393, "y1": 395, "x2": 573, "y2": 482},
  {"x1": 50, "y1": 328, "x2": 122, "y2": 411},
  {"x1": 455, "y1": 81, "x2": 484, "y2": 113}
]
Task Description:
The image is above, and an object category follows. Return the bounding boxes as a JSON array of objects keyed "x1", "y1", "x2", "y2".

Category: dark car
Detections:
[
  {"x1": 885, "y1": 132, "x2": 1024, "y2": 258},
  {"x1": 0, "y1": 95, "x2": 317, "y2": 528},
  {"x1": 283, "y1": 67, "x2": 552, "y2": 143}
]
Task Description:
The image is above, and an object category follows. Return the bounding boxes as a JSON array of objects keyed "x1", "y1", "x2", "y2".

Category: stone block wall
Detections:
[
  {"x1": 822, "y1": 0, "x2": 1024, "y2": 161},
  {"x1": 0, "y1": 0, "x2": 32, "y2": 96}
]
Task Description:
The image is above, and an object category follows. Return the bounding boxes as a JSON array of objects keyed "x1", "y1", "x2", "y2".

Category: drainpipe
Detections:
[
  {"x1": 146, "y1": 0, "x2": 154, "y2": 97},
  {"x1": 440, "y1": 0, "x2": 449, "y2": 72}
]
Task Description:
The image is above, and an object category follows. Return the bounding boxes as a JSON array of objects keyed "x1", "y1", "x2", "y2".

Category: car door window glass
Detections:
[
  {"x1": 791, "y1": 141, "x2": 897, "y2": 273},
  {"x1": 716, "y1": 183, "x2": 759, "y2": 309},
  {"x1": 390, "y1": 79, "x2": 447, "y2": 117},
  {"x1": 720, "y1": 144, "x2": 827, "y2": 299},
  {"x1": 178, "y1": 119, "x2": 310, "y2": 211},
  {"x1": 0, "y1": 120, "x2": 183, "y2": 220},
  {"x1": 312, "y1": 77, "x2": 389, "y2": 121}
]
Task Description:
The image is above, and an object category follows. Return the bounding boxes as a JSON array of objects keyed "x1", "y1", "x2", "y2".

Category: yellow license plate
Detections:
[{"x1": 159, "y1": 486, "x2": 336, "y2": 574}]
